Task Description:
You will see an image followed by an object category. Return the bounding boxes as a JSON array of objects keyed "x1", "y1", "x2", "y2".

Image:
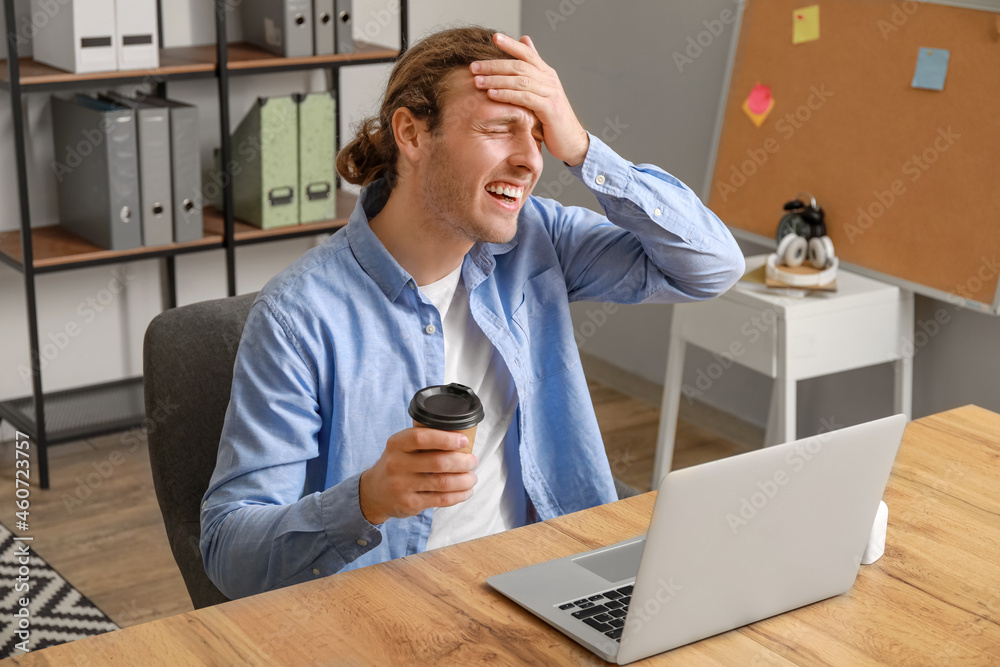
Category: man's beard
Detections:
[{"x1": 421, "y1": 141, "x2": 520, "y2": 246}]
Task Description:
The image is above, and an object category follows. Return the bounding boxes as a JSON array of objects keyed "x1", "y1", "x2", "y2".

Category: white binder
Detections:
[
  {"x1": 31, "y1": 0, "x2": 118, "y2": 74},
  {"x1": 114, "y1": 0, "x2": 159, "y2": 71}
]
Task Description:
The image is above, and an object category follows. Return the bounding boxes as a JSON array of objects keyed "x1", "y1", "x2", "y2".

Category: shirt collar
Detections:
[
  {"x1": 345, "y1": 179, "x2": 519, "y2": 300},
  {"x1": 345, "y1": 180, "x2": 414, "y2": 302}
]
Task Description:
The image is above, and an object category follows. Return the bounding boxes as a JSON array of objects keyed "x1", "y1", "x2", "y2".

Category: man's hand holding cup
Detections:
[{"x1": 359, "y1": 384, "x2": 485, "y2": 525}]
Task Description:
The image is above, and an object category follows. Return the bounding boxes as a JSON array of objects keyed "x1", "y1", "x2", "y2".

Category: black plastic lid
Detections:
[{"x1": 409, "y1": 383, "x2": 484, "y2": 431}]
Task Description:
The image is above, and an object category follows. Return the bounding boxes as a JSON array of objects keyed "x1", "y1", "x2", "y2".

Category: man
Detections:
[{"x1": 201, "y1": 27, "x2": 744, "y2": 600}]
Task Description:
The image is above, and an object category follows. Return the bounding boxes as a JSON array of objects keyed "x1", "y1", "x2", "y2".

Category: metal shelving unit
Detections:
[{"x1": 0, "y1": 0, "x2": 407, "y2": 487}]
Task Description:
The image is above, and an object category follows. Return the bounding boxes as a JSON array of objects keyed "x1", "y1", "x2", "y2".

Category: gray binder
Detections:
[
  {"x1": 99, "y1": 92, "x2": 174, "y2": 246},
  {"x1": 314, "y1": 0, "x2": 335, "y2": 56},
  {"x1": 139, "y1": 96, "x2": 204, "y2": 243},
  {"x1": 334, "y1": 0, "x2": 353, "y2": 53},
  {"x1": 241, "y1": 0, "x2": 314, "y2": 58},
  {"x1": 51, "y1": 95, "x2": 142, "y2": 250}
]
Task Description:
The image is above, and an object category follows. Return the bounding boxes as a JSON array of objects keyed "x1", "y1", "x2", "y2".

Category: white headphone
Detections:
[
  {"x1": 808, "y1": 235, "x2": 835, "y2": 270},
  {"x1": 776, "y1": 232, "x2": 835, "y2": 269}
]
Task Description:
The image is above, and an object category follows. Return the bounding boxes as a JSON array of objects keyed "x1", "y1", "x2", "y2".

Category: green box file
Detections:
[
  {"x1": 295, "y1": 92, "x2": 337, "y2": 225},
  {"x1": 231, "y1": 96, "x2": 299, "y2": 229}
]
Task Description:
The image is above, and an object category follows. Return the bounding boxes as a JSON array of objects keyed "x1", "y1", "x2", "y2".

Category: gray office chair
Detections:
[
  {"x1": 143, "y1": 292, "x2": 257, "y2": 609},
  {"x1": 143, "y1": 291, "x2": 640, "y2": 609},
  {"x1": 613, "y1": 476, "x2": 640, "y2": 500}
]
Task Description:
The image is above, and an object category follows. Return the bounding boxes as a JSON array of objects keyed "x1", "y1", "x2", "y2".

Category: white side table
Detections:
[{"x1": 652, "y1": 255, "x2": 914, "y2": 487}]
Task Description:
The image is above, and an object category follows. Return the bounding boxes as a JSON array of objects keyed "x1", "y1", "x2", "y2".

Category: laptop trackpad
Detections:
[{"x1": 572, "y1": 539, "x2": 645, "y2": 583}]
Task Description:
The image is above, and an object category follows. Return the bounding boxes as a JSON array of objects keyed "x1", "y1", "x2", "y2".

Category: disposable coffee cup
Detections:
[{"x1": 409, "y1": 383, "x2": 484, "y2": 455}]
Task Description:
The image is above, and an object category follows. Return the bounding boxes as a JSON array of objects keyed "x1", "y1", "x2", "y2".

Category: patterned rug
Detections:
[{"x1": 0, "y1": 522, "x2": 119, "y2": 658}]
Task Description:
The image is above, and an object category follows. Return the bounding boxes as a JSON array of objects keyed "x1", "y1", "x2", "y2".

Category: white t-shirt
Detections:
[{"x1": 418, "y1": 265, "x2": 521, "y2": 550}]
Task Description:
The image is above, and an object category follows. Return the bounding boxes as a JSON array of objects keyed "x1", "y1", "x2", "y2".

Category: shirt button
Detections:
[
  {"x1": 409, "y1": 281, "x2": 416, "y2": 290},
  {"x1": 312, "y1": 568, "x2": 321, "y2": 575},
  {"x1": 654, "y1": 208, "x2": 662, "y2": 216},
  {"x1": 425, "y1": 324, "x2": 436, "y2": 335},
  {"x1": 595, "y1": 174, "x2": 606, "y2": 185},
  {"x1": 357, "y1": 539, "x2": 368, "y2": 547}
]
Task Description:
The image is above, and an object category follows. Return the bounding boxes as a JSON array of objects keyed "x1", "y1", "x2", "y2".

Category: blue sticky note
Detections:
[{"x1": 912, "y1": 48, "x2": 950, "y2": 91}]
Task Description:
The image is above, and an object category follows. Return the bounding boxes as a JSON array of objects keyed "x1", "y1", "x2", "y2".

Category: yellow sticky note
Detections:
[
  {"x1": 793, "y1": 5, "x2": 820, "y2": 45},
  {"x1": 742, "y1": 84, "x2": 774, "y2": 127}
]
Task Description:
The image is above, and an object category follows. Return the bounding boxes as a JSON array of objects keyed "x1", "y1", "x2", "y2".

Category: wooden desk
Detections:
[{"x1": 10, "y1": 406, "x2": 1000, "y2": 665}]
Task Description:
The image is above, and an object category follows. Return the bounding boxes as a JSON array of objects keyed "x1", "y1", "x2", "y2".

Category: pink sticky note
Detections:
[
  {"x1": 747, "y1": 84, "x2": 772, "y2": 114},
  {"x1": 742, "y1": 84, "x2": 775, "y2": 127}
]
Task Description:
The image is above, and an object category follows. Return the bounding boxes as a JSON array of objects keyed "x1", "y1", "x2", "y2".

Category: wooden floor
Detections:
[{"x1": 0, "y1": 380, "x2": 752, "y2": 629}]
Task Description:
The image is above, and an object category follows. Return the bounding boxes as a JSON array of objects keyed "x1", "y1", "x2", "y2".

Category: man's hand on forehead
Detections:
[{"x1": 470, "y1": 33, "x2": 590, "y2": 168}]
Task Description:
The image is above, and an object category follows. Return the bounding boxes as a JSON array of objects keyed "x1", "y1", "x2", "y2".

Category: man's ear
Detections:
[{"x1": 392, "y1": 107, "x2": 430, "y2": 165}]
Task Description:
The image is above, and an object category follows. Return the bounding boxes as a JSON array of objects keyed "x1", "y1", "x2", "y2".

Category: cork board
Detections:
[{"x1": 707, "y1": 0, "x2": 1000, "y2": 311}]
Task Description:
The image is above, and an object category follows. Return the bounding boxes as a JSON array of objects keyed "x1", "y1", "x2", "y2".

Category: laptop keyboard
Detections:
[{"x1": 556, "y1": 584, "x2": 633, "y2": 642}]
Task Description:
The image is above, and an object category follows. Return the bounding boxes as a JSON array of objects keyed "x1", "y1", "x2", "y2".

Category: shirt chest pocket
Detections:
[{"x1": 511, "y1": 267, "x2": 579, "y2": 382}]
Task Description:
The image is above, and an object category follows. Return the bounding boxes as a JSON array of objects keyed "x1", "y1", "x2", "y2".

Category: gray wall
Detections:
[{"x1": 523, "y1": 0, "x2": 1000, "y2": 436}]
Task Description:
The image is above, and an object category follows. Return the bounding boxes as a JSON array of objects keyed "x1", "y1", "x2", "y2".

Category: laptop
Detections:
[{"x1": 488, "y1": 414, "x2": 907, "y2": 664}]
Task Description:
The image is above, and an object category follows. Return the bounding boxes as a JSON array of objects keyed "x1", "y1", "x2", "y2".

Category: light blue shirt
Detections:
[{"x1": 201, "y1": 134, "x2": 744, "y2": 600}]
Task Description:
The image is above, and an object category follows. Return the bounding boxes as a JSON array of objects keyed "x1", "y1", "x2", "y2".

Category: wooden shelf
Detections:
[
  {"x1": 0, "y1": 46, "x2": 217, "y2": 90},
  {"x1": 0, "y1": 193, "x2": 357, "y2": 272},
  {"x1": 203, "y1": 190, "x2": 357, "y2": 243},
  {"x1": 225, "y1": 41, "x2": 399, "y2": 74},
  {"x1": 0, "y1": 41, "x2": 397, "y2": 91},
  {"x1": 0, "y1": 223, "x2": 223, "y2": 271}
]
